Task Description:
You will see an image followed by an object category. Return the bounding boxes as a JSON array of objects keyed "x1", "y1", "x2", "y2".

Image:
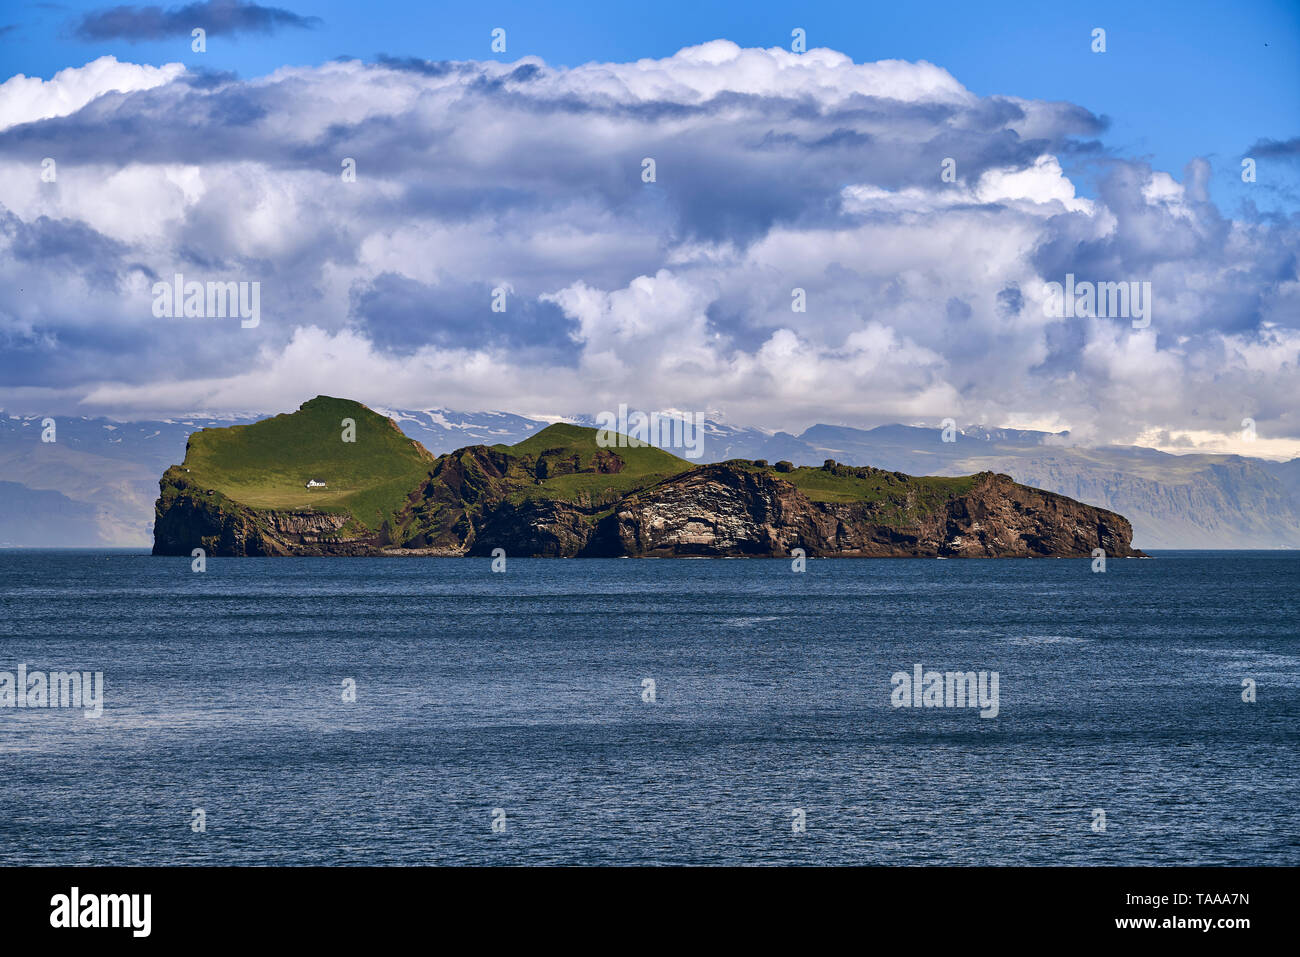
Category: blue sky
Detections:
[
  {"x1": 0, "y1": 1, "x2": 1297, "y2": 456},
  {"x1": 5, "y1": 0, "x2": 1299, "y2": 213}
]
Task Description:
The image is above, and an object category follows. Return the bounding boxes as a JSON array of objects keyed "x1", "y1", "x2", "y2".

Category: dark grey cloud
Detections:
[
  {"x1": 997, "y1": 284, "x2": 1023, "y2": 317},
  {"x1": 370, "y1": 55, "x2": 459, "y2": 78},
  {"x1": 74, "y1": 0, "x2": 320, "y2": 42},
  {"x1": 349, "y1": 273, "x2": 579, "y2": 360},
  {"x1": 1248, "y1": 136, "x2": 1300, "y2": 160},
  {"x1": 2, "y1": 211, "x2": 131, "y2": 290},
  {"x1": 945, "y1": 298, "x2": 972, "y2": 322}
]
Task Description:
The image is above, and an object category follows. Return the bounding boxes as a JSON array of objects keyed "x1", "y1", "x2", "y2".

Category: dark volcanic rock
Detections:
[
  {"x1": 468, "y1": 499, "x2": 592, "y2": 558},
  {"x1": 582, "y1": 464, "x2": 1141, "y2": 558}
]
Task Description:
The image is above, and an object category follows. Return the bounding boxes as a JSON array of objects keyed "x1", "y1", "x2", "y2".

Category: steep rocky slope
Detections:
[{"x1": 585, "y1": 464, "x2": 1137, "y2": 558}]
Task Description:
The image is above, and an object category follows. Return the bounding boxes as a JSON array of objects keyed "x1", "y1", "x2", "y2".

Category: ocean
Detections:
[{"x1": 0, "y1": 549, "x2": 1296, "y2": 865}]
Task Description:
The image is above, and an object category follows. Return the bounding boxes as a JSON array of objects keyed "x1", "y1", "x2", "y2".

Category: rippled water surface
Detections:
[{"x1": 1, "y1": 550, "x2": 1296, "y2": 865}]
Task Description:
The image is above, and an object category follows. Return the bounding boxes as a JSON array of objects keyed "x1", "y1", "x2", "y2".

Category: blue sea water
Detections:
[{"x1": 0, "y1": 549, "x2": 1296, "y2": 866}]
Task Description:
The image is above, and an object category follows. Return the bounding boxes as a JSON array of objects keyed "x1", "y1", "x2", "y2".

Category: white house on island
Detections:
[{"x1": 305, "y1": 479, "x2": 327, "y2": 488}]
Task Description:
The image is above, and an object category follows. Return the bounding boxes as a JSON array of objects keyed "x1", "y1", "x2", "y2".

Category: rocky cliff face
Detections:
[
  {"x1": 153, "y1": 468, "x2": 379, "y2": 556},
  {"x1": 578, "y1": 465, "x2": 1137, "y2": 558}
]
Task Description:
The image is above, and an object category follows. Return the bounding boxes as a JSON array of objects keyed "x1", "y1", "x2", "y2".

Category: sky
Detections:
[{"x1": 0, "y1": 0, "x2": 1297, "y2": 456}]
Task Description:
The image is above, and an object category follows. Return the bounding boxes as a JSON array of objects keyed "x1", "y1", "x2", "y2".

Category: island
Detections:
[{"x1": 152, "y1": 396, "x2": 1145, "y2": 558}]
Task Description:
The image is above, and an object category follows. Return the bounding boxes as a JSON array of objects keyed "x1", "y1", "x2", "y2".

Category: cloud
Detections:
[
  {"x1": 74, "y1": 1, "x2": 320, "y2": 42},
  {"x1": 1247, "y1": 136, "x2": 1300, "y2": 161},
  {"x1": 0, "y1": 55, "x2": 184, "y2": 131},
  {"x1": 0, "y1": 44, "x2": 1295, "y2": 455}
]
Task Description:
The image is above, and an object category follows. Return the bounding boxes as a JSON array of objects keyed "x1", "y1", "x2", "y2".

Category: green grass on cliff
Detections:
[
  {"x1": 178, "y1": 396, "x2": 434, "y2": 532},
  {"x1": 497, "y1": 425, "x2": 979, "y2": 512},
  {"x1": 780, "y1": 466, "x2": 977, "y2": 506},
  {"x1": 495, "y1": 423, "x2": 692, "y2": 506}
]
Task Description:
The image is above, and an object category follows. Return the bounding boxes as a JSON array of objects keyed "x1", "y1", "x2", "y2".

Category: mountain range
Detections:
[{"x1": 2, "y1": 405, "x2": 1296, "y2": 549}]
